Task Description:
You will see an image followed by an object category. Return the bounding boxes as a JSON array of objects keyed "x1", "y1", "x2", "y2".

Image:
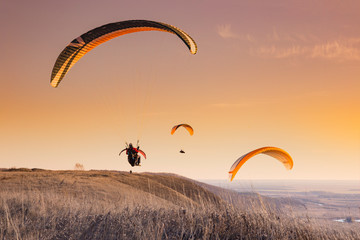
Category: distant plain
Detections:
[{"x1": 202, "y1": 179, "x2": 360, "y2": 224}]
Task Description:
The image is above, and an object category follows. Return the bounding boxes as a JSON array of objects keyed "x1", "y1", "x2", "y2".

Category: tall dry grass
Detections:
[{"x1": 0, "y1": 169, "x2": 359, "y2": 239}]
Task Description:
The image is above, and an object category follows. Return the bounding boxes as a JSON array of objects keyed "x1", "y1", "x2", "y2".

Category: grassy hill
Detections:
[{"x1": 0, "y1": 169, "x2": 358, "y2": 239}]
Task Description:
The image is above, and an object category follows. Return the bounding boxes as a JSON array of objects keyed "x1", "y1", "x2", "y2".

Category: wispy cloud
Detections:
[
  {"x1": 217, "y1": 24, "x2": 255, "y2": 42},
  {"x1": 311, "y1": 40, "x2": 360, "y2": 61},
  {"x1": 217, "y1": 24, "x2": 237, "y2": 39},
  {"x1": 217, "y1": 26, "x2": 360, "y2": 61},
  {"x1": 252, "y1": 40, "x2": 360, "y2": 61},
  {"x1": 253, "y1": 45, "x2": 307, "y2": 58}
]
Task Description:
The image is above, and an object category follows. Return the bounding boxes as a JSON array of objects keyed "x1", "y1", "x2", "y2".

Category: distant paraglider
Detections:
[
  {"x1": 50, "y1": 20, "x2": 197, "y2": 88},
  {"x1": 171, "y1": 124, "x2": 194, "y2": 136},
  {"x1": 228, "y1": 147, "x2": 293, "y2": 181},
  {"x1": 171, "y1": 124, "x2": 194, "y2": 153}
]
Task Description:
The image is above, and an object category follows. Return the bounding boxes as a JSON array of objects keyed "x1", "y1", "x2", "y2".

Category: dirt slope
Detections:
[{"x1": 0, "y1": 169, "x2": 223, "y2": 210}]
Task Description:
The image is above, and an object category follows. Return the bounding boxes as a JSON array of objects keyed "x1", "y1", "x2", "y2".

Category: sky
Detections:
[{"x1": 1, "y1": 0, "x2": 359, "y2": 180}]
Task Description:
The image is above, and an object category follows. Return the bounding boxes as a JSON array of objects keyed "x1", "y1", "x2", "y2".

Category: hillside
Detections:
[
  {"x1": 0, "y1": 169, "x2": 222, "y2": 210},
  {"x1": 0, "y1": 169, "x2": 358, "y2": 239}
]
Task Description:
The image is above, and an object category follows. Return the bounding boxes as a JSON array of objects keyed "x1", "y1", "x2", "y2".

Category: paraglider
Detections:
[
  {"x1": 119, "y1": 142, "x2": 146, "y2": 168},
  {"x1": 171, "y1": 124, "x2": 194, "y2": 136},
  {"x1": 228, "y1": 147, "x2": 293, "y2": 181},
  {"x1": 50, "y1": 20, "x2": 197, "y2": 88},
  {"x1": 171, "y1": 124, "x2": 194, "y2": 153}
]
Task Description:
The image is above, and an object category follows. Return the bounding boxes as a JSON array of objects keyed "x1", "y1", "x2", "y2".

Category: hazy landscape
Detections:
[
  {"x1": 203, "y1": 179, "x2": 360, "y2": 225},
  {"x1": 1, "y1": 169, "x2": 359, "y2": 239}
]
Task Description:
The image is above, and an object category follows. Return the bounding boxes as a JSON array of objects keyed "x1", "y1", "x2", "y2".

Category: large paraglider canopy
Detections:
[
  {"x1": 171, "y1": 124, "x2": 194, "y2": 136},
  {"x1": 51, "y1": 20, "x2": 198, "y2": 88},
  {"x1": 228, "y1": 146, "x2": 293, "y2": 181}
]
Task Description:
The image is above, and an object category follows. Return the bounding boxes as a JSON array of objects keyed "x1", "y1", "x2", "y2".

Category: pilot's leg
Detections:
[{"x1": 136, "y1": 156, "x2": 141, "y2": 166}]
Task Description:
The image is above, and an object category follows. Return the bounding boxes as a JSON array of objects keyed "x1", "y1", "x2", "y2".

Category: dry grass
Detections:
[{"x1": 0, "y1": 169, "x2": 359, "y2": 239}]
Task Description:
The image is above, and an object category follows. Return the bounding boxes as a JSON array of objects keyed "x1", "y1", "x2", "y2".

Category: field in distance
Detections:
[{"x1": 202, "y1": 179, "x2": 360, "y2": 224}]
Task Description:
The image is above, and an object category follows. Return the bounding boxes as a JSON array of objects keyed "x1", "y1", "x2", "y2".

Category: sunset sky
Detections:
[{"x1": 1, "y1": 0, "x2": 359, "y2": 180}]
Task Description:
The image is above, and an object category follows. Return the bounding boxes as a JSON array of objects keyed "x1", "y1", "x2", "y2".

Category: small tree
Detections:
[{"x1": 74, "y1": 163, "x2": 84, "y2": 171}]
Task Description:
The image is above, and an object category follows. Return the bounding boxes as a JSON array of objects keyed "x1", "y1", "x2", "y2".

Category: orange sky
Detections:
[{"x1": 1, "y1": 0, "x2": 359, "y2": 180}]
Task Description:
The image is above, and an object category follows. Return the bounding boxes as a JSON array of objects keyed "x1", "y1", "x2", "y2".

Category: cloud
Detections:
[
  {"x1": 253, "y1": 45, "x2": 308, "y2": 58},
  {"x1": 217, "y1": 24, "x2": 237, "y2": 39},
  {"x1": 217, "y1": 24, "x2": 255, "y2": 42},
  {"x1": 311, "y1": 40, "x2": 360, "y2": 61},
  {"x1": 252, "y1": 39, "x2": 360, "y2": 61},
  {"x1": 217, "y1": 26, "x2": 360, "y2": 61},
  {"x1": 250, "y1": 39, "x2": 360, "y2": 61}
]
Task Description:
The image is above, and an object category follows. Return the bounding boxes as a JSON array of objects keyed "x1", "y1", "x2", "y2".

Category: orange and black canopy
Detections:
[{"x1": 51, "y1": 20, "x2": 197, "y2": 88}]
